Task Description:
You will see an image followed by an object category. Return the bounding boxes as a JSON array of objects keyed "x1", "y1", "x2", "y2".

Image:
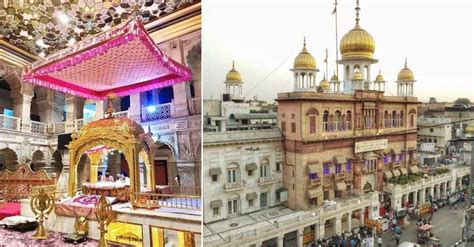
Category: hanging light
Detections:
[{"x1": 57, "y1": 11, "x2": 70, "y2": 24}]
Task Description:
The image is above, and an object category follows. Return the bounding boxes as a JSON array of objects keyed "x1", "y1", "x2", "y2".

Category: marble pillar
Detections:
[
  {"x1": 11, "y1": 82, "x2": 34, "y2": 133},
  {"x1": 335, "y1": 216, "x2": 342, "y2": 235},
  {"x1": 129, "y1": 93, "x2": 141, "y2": 122}
]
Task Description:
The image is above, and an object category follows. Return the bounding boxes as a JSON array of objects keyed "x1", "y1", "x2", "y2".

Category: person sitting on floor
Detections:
[{"x1": 100, "y1": 169, "x2": 114, "y2": 182}]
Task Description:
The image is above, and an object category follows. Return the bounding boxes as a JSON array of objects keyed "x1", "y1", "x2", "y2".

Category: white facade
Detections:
[
  {"x1": 203, "y1": 129, "x2": 284, "y2": 223},
  {"x1": 418, "y1": 117, "x2": 452, "y2": 153}
]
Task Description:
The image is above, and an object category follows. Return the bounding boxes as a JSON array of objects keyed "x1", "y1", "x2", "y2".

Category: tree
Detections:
[{"x1": 454, "y1": 98, "x2": 471, "y2": 105}]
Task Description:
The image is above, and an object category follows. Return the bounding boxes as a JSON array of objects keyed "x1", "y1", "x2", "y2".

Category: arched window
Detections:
[
  {"x1": 400, "y1": 110, "x2": 404, "y2": 127},
  {"x1": 329, "y1": 114, "x2": 334, "y2": 131},
  {"x1": 409, "y1": 109, "x2": 416, "y2": 128},
  {"x1": 392, "y1": 110, "x2": 397, "y2": 127},
  {"x1": 364, "y1": 65, "x2": 369, "y2": 81},
  {"x1": 335, "y1": 110, "x2": 341, "y2": 131},
  {"x1": 260, "y1": 158, "x2": 270, "y2": 178},
  {"x1": 227, "y1": 163, "x2": 239, "y2": 184},
  {"x1": 308, "y1": 109, "x2": 317, "y2": 134},
  {"x1": 346, "y1": 111, "x2": 352, "y2": 130},
  {"x1": 384, "y1": 110, "x2": 389, "y2": 128},
  {"x1": 345, "y1": 65, "x2": 350, "y2": 80},
  {"x1": 323, "y1": 110, "x2": 329, "y2": 131}
]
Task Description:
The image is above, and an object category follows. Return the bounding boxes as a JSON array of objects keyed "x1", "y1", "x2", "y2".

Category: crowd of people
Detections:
[{"x1": 314, "y1": 227, "x2": 384, "y2": 247}]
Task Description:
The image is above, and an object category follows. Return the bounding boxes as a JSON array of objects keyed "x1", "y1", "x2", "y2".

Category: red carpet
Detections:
[{"x1": 0, "y1": 202, "x2": 21, "y2": 220}]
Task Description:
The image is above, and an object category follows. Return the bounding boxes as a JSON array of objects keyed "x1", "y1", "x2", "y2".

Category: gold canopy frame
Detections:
[{"x1": 67, "y1": 116, "x2": 155, "y2": 206}]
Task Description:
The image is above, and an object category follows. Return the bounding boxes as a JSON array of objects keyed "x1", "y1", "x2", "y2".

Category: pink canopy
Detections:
[{"x1": 23, "y1": 19, "x2": 192, "y2": 100}]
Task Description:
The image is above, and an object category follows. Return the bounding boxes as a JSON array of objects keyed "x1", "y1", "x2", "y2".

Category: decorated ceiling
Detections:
[{"x1": 0, "y1": 0, "x2": 196, "y2": 57}]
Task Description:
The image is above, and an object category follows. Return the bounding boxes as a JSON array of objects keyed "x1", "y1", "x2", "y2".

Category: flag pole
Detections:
[
  {"x1": 333, "y1": 0, "x2": 339, "y2": 77},
  {"x1": 325, "y1": 48, "x2": 329, "y2": 79}
]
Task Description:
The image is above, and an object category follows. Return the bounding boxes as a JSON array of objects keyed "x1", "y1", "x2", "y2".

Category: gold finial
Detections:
[
  {"x1": 379, "y1": 69, "x2": 381, "y2": 75},
  {"x1": 355, "y1": 0, "x2": 360, "y2": 24},
  {"x1": 404, "y1": 57, "x2": 408, "y2": 68},
  {"x1": 232, "y1": 60, "x2": 235, "y2": 70},
  {"x1": 303, "y1": 36, "x2": 306, "y2": 47}
]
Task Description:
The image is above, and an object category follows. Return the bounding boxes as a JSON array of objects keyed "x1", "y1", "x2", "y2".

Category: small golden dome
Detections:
[
  {"x1": 330, "y1": 72, "x2": 339, "y2": 81},
  {"x1": 397, "y1": 59, "x2": 414, "y2": 81},
  {"x1": 340, "y1": 23, "x2": 375, "y2": 60},
  {"x1": 225, "y1": 61, "x2": 242, "y2": 83},
  {"x1": 352, "y1": 70, "x2": 363, "y2": 80},
  {"x1": 293, "y1": 39, "x2": 317, "y2": 70},
  {"x1": 375, "y1": 71, "x2": 384, "y2": 82},
  {"x1": 466, "y1": 125, "x2": 474, "y2": 135},
  {"x1": 319, "y1": 77, "x2": 330, "y2": 90}
]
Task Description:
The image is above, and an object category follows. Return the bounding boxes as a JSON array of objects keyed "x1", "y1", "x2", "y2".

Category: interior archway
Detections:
[{"x1": 0, "y1": 147, "x2": 18, "y2": 171}]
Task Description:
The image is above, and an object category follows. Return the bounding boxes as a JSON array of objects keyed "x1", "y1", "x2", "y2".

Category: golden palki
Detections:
[{"x1": 30, "y1": 188, "x2": 55, "y2": 239}]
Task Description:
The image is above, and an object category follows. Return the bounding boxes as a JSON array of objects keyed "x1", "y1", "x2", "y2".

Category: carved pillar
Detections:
[
  {"x1": 65, "y1": 94, "x2": 85, "y2": 132},
  {"x1": 335, "y1": 215, "x2": 342, "y2": 235},
  {"x1": 88, "y1": 152, "x2": 102, "y2": 183},
  {"x1": 129, "y1": 93, "x2": 141, "y2": 122},
  {"x1": 11, "y1": 82, "x2": 35, "y2": 132},
  {"x1": 35, "y1": 88, "x2": 53, "y2": 125},
  {"x1": 176, "y1": 131, "x2": 196, "y2": 187},
  {"x1": 58, "y1": 150, "x2": 70, "y2": 193},
  {"x1": 95, "y1": 100, "x2": 105, "y2": 120}
]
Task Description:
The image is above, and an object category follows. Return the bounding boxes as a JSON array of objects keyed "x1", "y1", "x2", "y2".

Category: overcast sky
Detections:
[{"x1": 203, "y1": 0, "x2": 473, "y2": 103}]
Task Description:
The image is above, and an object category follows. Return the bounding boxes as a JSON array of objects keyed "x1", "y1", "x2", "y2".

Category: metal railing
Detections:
[
  {"x1": 159, "y1": 185, "x2": 201, "y2": 196},
  {"x1": 224, "y1": 181, "x2": 245, "y2": 191},
  {"x1": 0, "y1": 114, "x2": 20, "y2": 131},
  {"x1": 30, "y1": 120, "x2": 47, "y2": 135},
  {"x1": 135, "y1": 193, "x2": 201, "y2": 210},
  {"x1": 112, "y1": 110, "x2": 129, "y2": 118},
  {"x1": 188, "y1": 97, "x2": 201, "y2": 115},
  {"x1": 258, "y1": 175, "x2": 275, "y2": 184},
  {"x1": 141, "y1": 102, "x2": 174, "y2": 122}
]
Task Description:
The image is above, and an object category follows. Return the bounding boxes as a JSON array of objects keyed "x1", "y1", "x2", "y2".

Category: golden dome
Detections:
[
  {"x1": 352, "y1": 70, "x2": 363, "y2": 80},
  {"x1": 340, "y1": 23, "x2": 375, "y2": 60},
  {"x1": 397, "y1": 59, "x2": 415, "y2": 81},
  {"x1": 319, "y1": 76, "x2": 330, "y2": 90},
  {"x1": 330, "y1": 72, "x2": 339, "y2": 81},
  {"x1": 466, "y1": 125, "x2": 474, "y2": 135},
  {"x1": 225, "y1": 61, "x2": 242, "y2": 83},
  {"x1": 293, "y1": 39, "x2": 317, "y2": 70},
  {"x1": 375, "y1": 71, "x2": 385, "y2": 82}
]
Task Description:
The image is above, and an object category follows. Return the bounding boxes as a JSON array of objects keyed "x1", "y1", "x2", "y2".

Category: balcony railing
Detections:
[
  {"x1": 112, "y1": 110, "x2": 129, "y2": 118},
  {"x1": 224, "y1": 181, "x2": 245, "y2": 191},
  {"x1": 141, "y1": 102, "x2": 174, "y2": 122},
  {"x1": 135, "y1": 193, "x2": 200, "y2": 210},
  {"x1": 0, "y1": 114, "x2": 20, "y2": 131},
  {"x1": 162, "y1": 185, "x2": 201, "y2": 196},
  {"x1": 30, "y1": 120, "x2": 47, "y2": 135},
  {"x1": 309, "y1": 178, "x2": 322, "y2": 187},
  {"x1": 53, "y1": 122, "x2": 66, "y2": 134},
  {"x1": 335, "y1": 172, "x2": 346, "y2": 180},
  {"x1": 188, "y1": 97, "x2": 201, "y2": 115},
  {"x1": 258, "y1": 175, "x2": 275, "y2": 185}
]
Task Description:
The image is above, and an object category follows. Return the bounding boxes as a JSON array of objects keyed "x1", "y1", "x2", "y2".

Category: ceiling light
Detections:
[
  {"x1": 67, "y1": 37, "x2": 76, "y2": 46},
  {"x1": 35, "y1": 39, "x2": 46, "y2": 48},
  {"x1": 38, "y1": 51, "x2": 46, "y2": 58},
  {"x1": 57, "y1": 12, "x2": 70, "y2": 24}
]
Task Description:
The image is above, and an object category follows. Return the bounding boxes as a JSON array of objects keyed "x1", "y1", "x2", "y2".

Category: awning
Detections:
[
  {"x1": 210, "y1": 200, "x2": 222, "y2": 208},
  {"x1": 307, "y1": 163, "x2": 319, "y2": 174},
  {"x1": 23, "y1": 20, "x2": 191, "y2": 100},
  {"x1": 399, "y1": 168, "x2": 408, "y2": 175},
  {"x1": 209, "y1": 168, "x2": 222, "y2": 176},
  {"x1": 246, "y1": 163, "x2": 257, "y2": 171},
  {"x1": 336, "y1": 182, "x2": 347, "y2": 191},
  {"x1": 408, "y1": 166, "x2": 420, "y2": 174},
  {"x1": 384, "y1": 171, "x2": 393, "y2": 179},
  {"x1": 307, "y1": 189, "x2": 323, "y2": 199},
  {"x1": 391, "y1": 169, "x2": 401, "y2": 177},
  {"x1": 246, "y1": 192, "x2": 258, "y2": 201},
  {"x1": 333, "y1": 155, "x2": 346, "y2": 164},
  {"x1": 363, "y1": 152, "x2": 379, "y2": 160}
]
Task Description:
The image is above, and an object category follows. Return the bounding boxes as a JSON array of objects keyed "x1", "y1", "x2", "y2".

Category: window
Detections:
[
  {"x1": 309, "y1": 173, "x2": 318, "y2": 180},
  {"x1": 346, "y1": 111, "x2": 352, "y2": 130},
  {"x1": 434, "y1": 139, "x2": 438, "y2": 143},
  {"x1": 260, "y1": 192, "x2": 268, "y2": 207},
  {"x1": 409, "y1": 150, "x2": 414, "y2": 160},
  {"x1": 282, "y1": 113, "x2": 285, "y2": 118},
  {"x1": 323, "y1": 162, "x2": 331, "y2": 175},
  {"x1": 291, "y1": 114, "x2": 295, "y2": 119},
  {"x1": 335, "y1": 110, "x2": 341, "y2": 131},
  {"x1": 227, "y1": 199, "x2": 238, "y2": 215},
  {"x1": 392, "y1": 110, "x2": 397, "y2": 127},
  {"x1": 323, "y1": 111, "x2": 329, "y2": 131},
  {"x1": 213, "y1": 207, "x2": 219, "y2": 216},
  {"x1": 430, "y1": 128, "x2": 434, "y2": 132},
  {"x1": 384, "y1": 111, "x2": 389, "y2": 128},
  {"x1": 335, "y1": 164, "x2": 342, "y2": 174},
  {"x1": 400, "y1": 110, "x2": 404, "y2": 127},
  {"x1": 276, "y1": 162, "x2": 281, "y2": 172},
  {"x1": 309, "y1": 116, "x2": 316, "y2": 134},
  {"x1": 211, "y1": 174, "x2": 218, "y2": 182},
  {"x1": 291, "y1": 122, "x2": 296, "y2": 133},
  {"x1": 248, "y1": 170, "x2": 253, "y2": 176},
  {"x1": 399, "y1": 152, "x2": 404, "y2": 161},
  {"x1": 281, "y1": 121, "x2": 286, "y2": 132},
  {"x1": 346, "y1": 160, "x2": 352, "y2": 171},
  {"x1": 260, "y1": 164, "x2": 269, "y2": 177},
  {"x1": 391, "y1": 154, "x2": 396, "y2": 163},
  {"x1": 410, "y1": 114, "x2": 415, "y2": 127},
  {"x1": 227, "y1": 169, "x2": 236, "y2": 183},
  {"x1": 249, "y1": 199, "x2": 254, "y2": 207},
  {"x1": 324, "y1": 190, "x2": 329, "y2": 200},
  {"x1": 384, "y1": 155, "x2": 388, "y2": 164}
]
